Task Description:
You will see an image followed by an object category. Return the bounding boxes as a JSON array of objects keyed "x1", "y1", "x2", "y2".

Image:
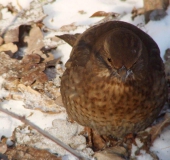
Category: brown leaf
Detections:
[
  {"x1": 0, "y1": 144, "x2": 7, "y2": 154},
  {"x1": 143, "y1": 0, "x2": 169, "y2": 23},
  {"x1": 3, "y1": 28, "x2": 19, "y2": 43},
  {"x1": 93, "y1": 13, "x2": 120, "y2": 25},
  {"x1": 93, "y1": 146, "x2": 127, "y2": 160},
  {"x1": 82, "y1": 128, "x2": 107, "y2": 151},
  {"x1": 150, "y1": 113, "x2": 170, "y2": 143},
  {"x1": 78, "y1": 10, "x2": 86, "y2": 14},
  {"x1": 24, "y1": 25, "x2": 44, "y2": 54},
  {"x1": 90, "y1": 11, "x2": 118, "y2": 17},
  {"x1": 0, "y1": 136, "x2": 8, "y2": 154},
  {"x1": 55, "y1": 95, "x2": 64, "y2": 107},
  {"x1": 0, "y1": 52, "x2": 17, "y2": 75},
  {"x1": 92, "y1": 131, "x2": 106, "y2": 151},
  {"x1": 131, "y1": 7, "x2": 145, "y2": 20},
  {"x1": 22, "y1": 54, "x2": 41, "y2": 64},
  {"x1": 0, "y1": 43, "x2": 18, "y2": 53},
  {"x1": 0, "y1": 52, "x2": 51, "y2": 96},
  {"x1": 59, "y1": 23, "x2": 77, "y2": 32},
  {"x1": 6, "y1": 144, "x2": 61, "y2": 160},
  {"x1": 46, "y1": 59, "x2": 61, "y2": 67},
  {"x1": 17, "y1": 84, "x2": 65, "y2": 113}
]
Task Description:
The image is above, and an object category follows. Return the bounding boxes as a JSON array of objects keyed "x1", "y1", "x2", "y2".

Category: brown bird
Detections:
[{"x1": 60, "y1": 21, "x2": 167, "y2": 138}]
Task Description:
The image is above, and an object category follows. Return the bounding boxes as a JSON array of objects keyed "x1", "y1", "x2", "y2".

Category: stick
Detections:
[{"x1": 0, "y1": 107, "x2": 91, "y2": 160}]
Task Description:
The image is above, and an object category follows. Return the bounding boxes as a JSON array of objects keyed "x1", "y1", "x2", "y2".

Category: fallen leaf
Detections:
[
  {"x1": 150, "y1": 113, "x2": 170, "y2": 143},
  {"x1": 93, "y1": 146, "x2": 127, "y2": 160},
  {"x1": 0, "y1": 42, "x2": 18, "y2": 53},
  {"x1": 55, "y1": 95, "x2": 64, "y2": 107},
  {"x1": 90, "y1": 11, "x2": 118, "y2": 17},
  {"x1": 131, "y1": 7, "x2": 145, "y2": 20},
  {"x1": 59, "y1": 23, "x2": 77, "y2": 32},
  {"x1": 5, "y1": 144, "x2": 61, "y2": 160},
  {"x1": 0, "y1": 143, "x2": 7, "y2": 154},
  {"x1": 18, "y1": 84, "x2": 65, "y2": 113},
  {"x1": 24, "y1": 25, "x2": 44, "y2": 54},
  {"x1": 0, "y1": 52, "x2": 48, "y2": 87},
  {"x1": 78, "y1": 10, "x2": 86, "y2": 14},
  {"x1": 93, "y1": 13, "x2": 121, "y2": 25},
  {"x1": 4, "y1": 28, "x2": 19, "y2": 43},
  {"x1": 91, "y1": 131, "x2": 106, "y2": 151}
]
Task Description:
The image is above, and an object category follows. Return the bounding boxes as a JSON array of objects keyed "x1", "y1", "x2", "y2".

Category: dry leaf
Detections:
[
  {"x1": 18, "y1": 84, "x2": 65, "y2": 113},
  {"x1": 59, "y1": 23, "x2": 77, "y2": 32},
  {"x1": 55, "y1": 95, "x2": 64, "y2": 107},
  {"x1": 90, "y1": 11, "x2": 118, "y2": 17},
  {"x1": 78, "y1": 10, "x2": 86, "y2": 14},
  {"x1": 0, "y1": 52, "x2": 64, "y2": 112},
  {"x1": 3, "y1": 28, "x2": 19, "y2": 43},
  {"x1": 24, "y1": 25, "x2": 44, "y2": 54},
  {"x1": 131, "y1": 7, "x2": 145, "y2": 20},
  {"x1": 19, "y1": 54, "x2": 47, "y2": 85},
  {"x1": 93, "y1": 13, "x2": 121, "y2": 25},
  {"x1": 150, "y1": 113, "x2": 170, "y2": 143},
  {"x1": 143, "y1": 0, "x2": 169, "y2": 23},
  {"x1": 0, "y1": 143, "x2": 7, "y2": 154},
  {"x1": 91, "y1": 131, "x2": 106, "y2": 151},
  {"x1": 0, "y1": 42, "x2": 18, "y2": 53},
  {"x1": 93, "y1": 146, "x2": 127, "y2": 160},
  {"x1": 24, "y1": 25, "x2": 55, "y2": 63},
  {"x1": 5, "y1": 144, "x2": 61, "y2": 160},
  {"x1": 0, "y1": 52, "x2": 48, "y2": 87},
  {"x1": 143, "y1": 0, "x2": 169, "y2": 14},
  {"x1": 0, "y1": 52, "x2": 17, "y2": 75}
]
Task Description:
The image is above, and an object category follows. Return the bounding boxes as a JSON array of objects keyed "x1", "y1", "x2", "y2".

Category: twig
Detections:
[
  {"x1": 0, "y1": 107, "x2": 91, "y2": 160},
  {"x1": 161, "y1": 146, "x2": 170, "y2": 149}
]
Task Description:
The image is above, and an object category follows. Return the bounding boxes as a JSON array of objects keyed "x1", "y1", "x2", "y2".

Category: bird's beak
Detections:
[{"x1": 117, "y1": 66, "x2": 127, "y2": 82}]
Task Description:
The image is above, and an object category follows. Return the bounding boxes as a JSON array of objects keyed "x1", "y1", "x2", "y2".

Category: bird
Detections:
[{"x1": 60, "y1": 21, "x2": 167, "y2": 138}]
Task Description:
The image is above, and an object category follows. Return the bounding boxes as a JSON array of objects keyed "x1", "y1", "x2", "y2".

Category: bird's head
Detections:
[{"x1": 102, "y1": 28, "x2": 147, "y2": 82}]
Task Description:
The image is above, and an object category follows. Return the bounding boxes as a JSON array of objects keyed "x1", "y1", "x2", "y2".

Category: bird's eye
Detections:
[
  {"x1": 133, "y1": 61, "x2": 137, "y2": 65},
  {"x1": 132, "y1": 49, "x2": 137, "y2": 54},
  {"x1": 107, "y1": 58, "x2": 112, "y2": 62}
]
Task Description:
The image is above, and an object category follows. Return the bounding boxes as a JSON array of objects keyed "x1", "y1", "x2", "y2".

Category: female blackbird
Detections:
[{"x1": 60, "y1": 21, "x2": 167, "y2": 138}]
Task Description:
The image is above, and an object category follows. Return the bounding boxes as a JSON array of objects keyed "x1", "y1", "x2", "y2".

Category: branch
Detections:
[{"x1": 0, "y1": 107, "x2": 91, "y2": 160}]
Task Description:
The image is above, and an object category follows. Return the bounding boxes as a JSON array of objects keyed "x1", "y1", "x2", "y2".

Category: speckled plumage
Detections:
[{"x1": 60, "y1": 21, "x2": 167, "y2": 138}]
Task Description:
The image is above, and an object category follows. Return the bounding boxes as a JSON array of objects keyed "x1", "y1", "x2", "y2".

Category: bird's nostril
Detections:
[{"x1": 117, "y1": 66, "x2": 127, "y2": 78}]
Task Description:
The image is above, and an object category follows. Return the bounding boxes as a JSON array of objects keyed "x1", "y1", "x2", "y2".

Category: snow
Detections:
[
  {"x1": 150, "y1": 126, "x2": 170, "y2": 160},
  {"x1": 136, "y1": 150, "x2": 153, "y2": 160},
  {"x1": 43, "y1": 0, "x2": 143, "y2": 29},
  {"x1": 0, "y1": 0, "x2": 170, "y2": 160},
  {"x1": 56, "y1": 43, "x2": 72, "y2": 65}
]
